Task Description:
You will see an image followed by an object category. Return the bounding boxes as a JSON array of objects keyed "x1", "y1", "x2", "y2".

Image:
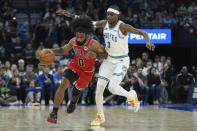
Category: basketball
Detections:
[{"x1": 39, "y1": 49, "x2": 55, "y2": 65}]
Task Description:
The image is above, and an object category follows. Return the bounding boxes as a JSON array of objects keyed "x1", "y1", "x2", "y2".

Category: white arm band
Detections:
[
  {"x1": 92, "y1": 21, "x2": 97, "y2": 27},
  {"x1": 74, "y1": 15, "x2": 79, "y2": 19}
]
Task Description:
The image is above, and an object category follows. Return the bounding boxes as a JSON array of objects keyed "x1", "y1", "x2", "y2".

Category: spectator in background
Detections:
[
  {"x1": 33, "y1": 19, "x2": 47, "y2": 48},
  {"x1": 142, "y1": 52, "x2": 149, "y2": 67},
  {"x1": 23, "y1": 42, "x2": 35, "y2": 64},
  {"x1": 0, "y1": 22, "x2": 6, "y2": 60},
  {"x1": 46, "y1": 20, "x2": 57, "y2": 48},
  {"x1": 0, "y1": 66, "x2": 17, "y2": 106},
  {"x1": 11, "y1": 64, "x2": 17, "y2": 72},
  {"x1": 11, "y1": 36, "x2": 23, "y2": 61},
  {"x1": 51, "y1": 43, "x2": 63, "y2": 63},
  {"x1": 37, "y1": 63, "x2": 44, "y2": 75},
  {"x1": 178, "y1": 3, "x2": 187, "y2": 15},
  {"x1": 4, "y1": 60, "x2": 12, "y2": 79},
  {"x1": 0, "y1": 66, "x2": 9, "y2": 87},
  {"x1": 126, "y1": 64, "x2": 137, "y2": 81},
  {"x1": 53, "y1": 64, "x2": 72, "y2": 105},
  {"x1": 17, "y1": 18, "x2": 30, "y2": 45},
  {"x1": 21, "y1": 64, "x2": 38, "y2": 103},
  {"x1": 56, "y1": 16, "x2": 71, "y2": 44},
  {"x1": 191, "y1": 66, "x2": 197, "y2": 82},
  {"x1": 160, "y1": 56, "x2": 166, "y2": 70},
  {"x1": 0, "y1": 60, "x2": 3, "y2": 68},
  {"x1": 131, "y1": 14, "x2": 141, "y2": 28},
  {"x1": 162, "y1": 14, "x2": 174, "y2": 28},
  {"x1": 132, "y1": 68, "x2": 148, "y2": 104},
  {"x1": 25, "y1": 80, "x2": 41, "y2": 106},
  {"x1": 38, "y1": 65, "x2": 54, "y2": 105},
  {"x1": 136, "y1": 58, "x2": 143, "y2": 69},
  {"x1": 160, "y1": 55, "x2": 166, "y2": 63},
  {"x1": 17, "y1": 59, "x2": 25, "y2": 76},
  {"x1": 152, "y1": 12, "x2": 162, "y2": 28},
  {"x1": 147, "y1": 67, "x2": 161, "y2": 105},
  {"x1": 176, "y1": 66, "x2": 194, "y2": 103},
  {"x1": 188, "y1": 1, "x2": 197, "y2": 14},
  {"x1": 142, "y1": 59, "x2": 153, "y2": 76},
  {"x1": 162, "y1": 57, "x2": 176, "y2": 102},
  {"x1": 134, "y1": 67, "x2": 149, "y2": 104},
  {"x1": 10, "y1": 69, "x2": 22, "y2": 104},
  {"x1": 153, "y1": 55, "x2": 163, "y2": 75}
]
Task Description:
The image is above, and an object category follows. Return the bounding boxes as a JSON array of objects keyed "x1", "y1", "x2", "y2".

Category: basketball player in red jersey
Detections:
[{"x1": 47, "y1": 15, "x2": 106, "y2": 124}]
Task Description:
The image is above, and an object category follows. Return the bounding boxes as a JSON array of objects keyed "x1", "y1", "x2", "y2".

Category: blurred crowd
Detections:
[
  {"x1": 0, "y1": 0, "x2": 197, "y2": 106},
  {"x1": 0, "y1": 52, "x2": 196, "y2": 106}
]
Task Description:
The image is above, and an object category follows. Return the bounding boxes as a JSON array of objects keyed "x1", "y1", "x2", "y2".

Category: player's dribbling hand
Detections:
[
  {"x1": 146, "y1": 42, "x2": 155, "y2": 51},
  {"x1": 56, "y1": 10, "x2": 72, "y2": 18}
]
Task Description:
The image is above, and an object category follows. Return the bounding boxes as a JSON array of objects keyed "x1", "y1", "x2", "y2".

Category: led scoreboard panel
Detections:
[{"x1": 128, "y1": 29, "x2": 171, "y2": 44}]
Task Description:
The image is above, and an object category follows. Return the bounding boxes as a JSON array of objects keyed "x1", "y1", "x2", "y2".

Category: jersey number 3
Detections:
[{"x1": 78, "y1": 58, "x2": 84, "y2": 66}]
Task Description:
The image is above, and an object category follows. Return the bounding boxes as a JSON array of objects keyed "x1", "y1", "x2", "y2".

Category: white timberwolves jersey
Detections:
[{"x1": 103, "y1": 20, "x2": 128, "y2": 57}]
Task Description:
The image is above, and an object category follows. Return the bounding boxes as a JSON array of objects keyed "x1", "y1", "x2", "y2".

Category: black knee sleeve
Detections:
[
  {"x1": 71, "y1": 86, "x2": 81, "y2": 104},
  {"x1": 63, "y1": 69, "x2": 79, "y2": 85}
]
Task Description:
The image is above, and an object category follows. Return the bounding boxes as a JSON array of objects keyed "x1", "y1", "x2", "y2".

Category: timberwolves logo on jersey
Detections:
[{"x1": 103, "y1": 32, "x2": 117, "y2": 42}]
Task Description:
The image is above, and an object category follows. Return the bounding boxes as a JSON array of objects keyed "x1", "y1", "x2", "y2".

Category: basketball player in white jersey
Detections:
[{"x1": 56, "y1": 4, "x2": 155, "y2": 126}]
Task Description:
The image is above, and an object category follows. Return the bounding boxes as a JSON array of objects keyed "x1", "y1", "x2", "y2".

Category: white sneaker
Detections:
[
  {"x1": 41, "y1": 100, "x2": 45, "y2": 105},
  {"x1": 62, "y1": 100, "x2": 66, "y2": 105},
  {"x1": 91, "y1": 113, "x2": 105, "y2": 126},
  {"x1": 9, "y1": 101, "x2": 19, "y2": 106},
  {"x1": 81, "y1": 100, "x2": 86, "y2": 105},
  {"x1": 67, "y1": 100, "x2": 71, "y2": 106},
  {"x1": 19, "y1": 100, "x2": 23, "y2": 105},
  {"x1": 49, "y1": 100, "x2": 53, "y2": 105},
  {"x1": 127, "y1": 90, "x2": 140, "y2": 112}
]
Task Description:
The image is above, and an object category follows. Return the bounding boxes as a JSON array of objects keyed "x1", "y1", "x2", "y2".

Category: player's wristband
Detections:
[
  {"x1": 92, "y1": 21, "x2": 96, "y2": 28},
  {"x1": 74, "y1": 15, "x2": 79, "y2": 19}
]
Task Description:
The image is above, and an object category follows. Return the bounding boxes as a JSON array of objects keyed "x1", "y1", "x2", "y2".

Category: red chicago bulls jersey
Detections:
[{"x1": 68, "y1": 37, "x2": 96, "y2": 72}]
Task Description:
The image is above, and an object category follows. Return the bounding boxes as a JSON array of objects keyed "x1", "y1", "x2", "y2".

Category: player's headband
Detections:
[{"x1": 107, "y1": 8, "x2": 120, "y2": 15}]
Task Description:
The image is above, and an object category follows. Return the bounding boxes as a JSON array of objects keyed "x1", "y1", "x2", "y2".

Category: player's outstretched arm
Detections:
[
  {"x1": 120, "y1": 24, "x2": 155, "y2": 51},
  {"x1": 56, "y1": 10, "x2": 76, "y2": 18},
  {"x1": 94, "y1": 20, "x2": 107, "y2": 28},
  {"x1": 51, "y1": 38, "x2": 75, "y2": 55},
  {"x1": 56, "y1": 10, "x2": 107, "y2": 29}
]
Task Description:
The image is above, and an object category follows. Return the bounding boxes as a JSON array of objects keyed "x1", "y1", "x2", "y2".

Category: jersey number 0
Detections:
[{"x1": 78, "y1": 58, "x2": 84, "y2": 66}]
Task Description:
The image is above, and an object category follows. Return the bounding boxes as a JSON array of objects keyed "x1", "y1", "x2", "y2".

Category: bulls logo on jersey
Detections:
[{"x1": 84, "y1": 46, "x2": 88, "y2": 51}]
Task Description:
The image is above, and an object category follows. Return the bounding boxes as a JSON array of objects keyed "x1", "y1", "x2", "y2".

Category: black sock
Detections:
[
  {"x1": 53, "y1": 107, "x2": 59, "y2": 114},
  {"x1": 71, "y1": 101, "x2": 76, "y2": 105}
]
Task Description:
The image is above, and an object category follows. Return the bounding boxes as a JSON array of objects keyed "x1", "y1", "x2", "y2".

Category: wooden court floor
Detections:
[{"x1": 0, "y1": 105, "x2": 197, "y2": 131}]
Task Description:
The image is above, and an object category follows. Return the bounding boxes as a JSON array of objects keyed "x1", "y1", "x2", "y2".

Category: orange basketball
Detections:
[{"x1": 39, "y1": 49, "x2": 55, "y2": 65}]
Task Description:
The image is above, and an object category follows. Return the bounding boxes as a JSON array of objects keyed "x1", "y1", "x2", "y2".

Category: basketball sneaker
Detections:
[
  {"x1": 91, "y1": 113, "x2": 105, "y2": 126},
  {"x1": 67, "y1": 102, "x2": 76, "y2": 113},
  {"x1": 127, "y1": 90, "x2": 140, "y2": 112},
  {"x1": 47, "y1": 112, "x2": 57, "y2": 124}
]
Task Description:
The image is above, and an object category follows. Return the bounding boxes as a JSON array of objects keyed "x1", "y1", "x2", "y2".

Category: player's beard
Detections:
[{"x1": 76, "y1": 39, "x2": 86, "y2": 46}]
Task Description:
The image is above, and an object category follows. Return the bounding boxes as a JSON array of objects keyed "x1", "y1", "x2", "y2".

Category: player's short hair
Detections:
[
  {"x1": 109, "y1": 5, "x2": 120, "y2": 11},
  {"x1": 71, "y1": 15, "x2": 93, "y2": 34}
]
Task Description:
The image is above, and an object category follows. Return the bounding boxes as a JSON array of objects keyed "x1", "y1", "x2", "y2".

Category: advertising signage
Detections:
[{"x1": 128, "y1": 29, "x2": 171, "y2": 44}]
